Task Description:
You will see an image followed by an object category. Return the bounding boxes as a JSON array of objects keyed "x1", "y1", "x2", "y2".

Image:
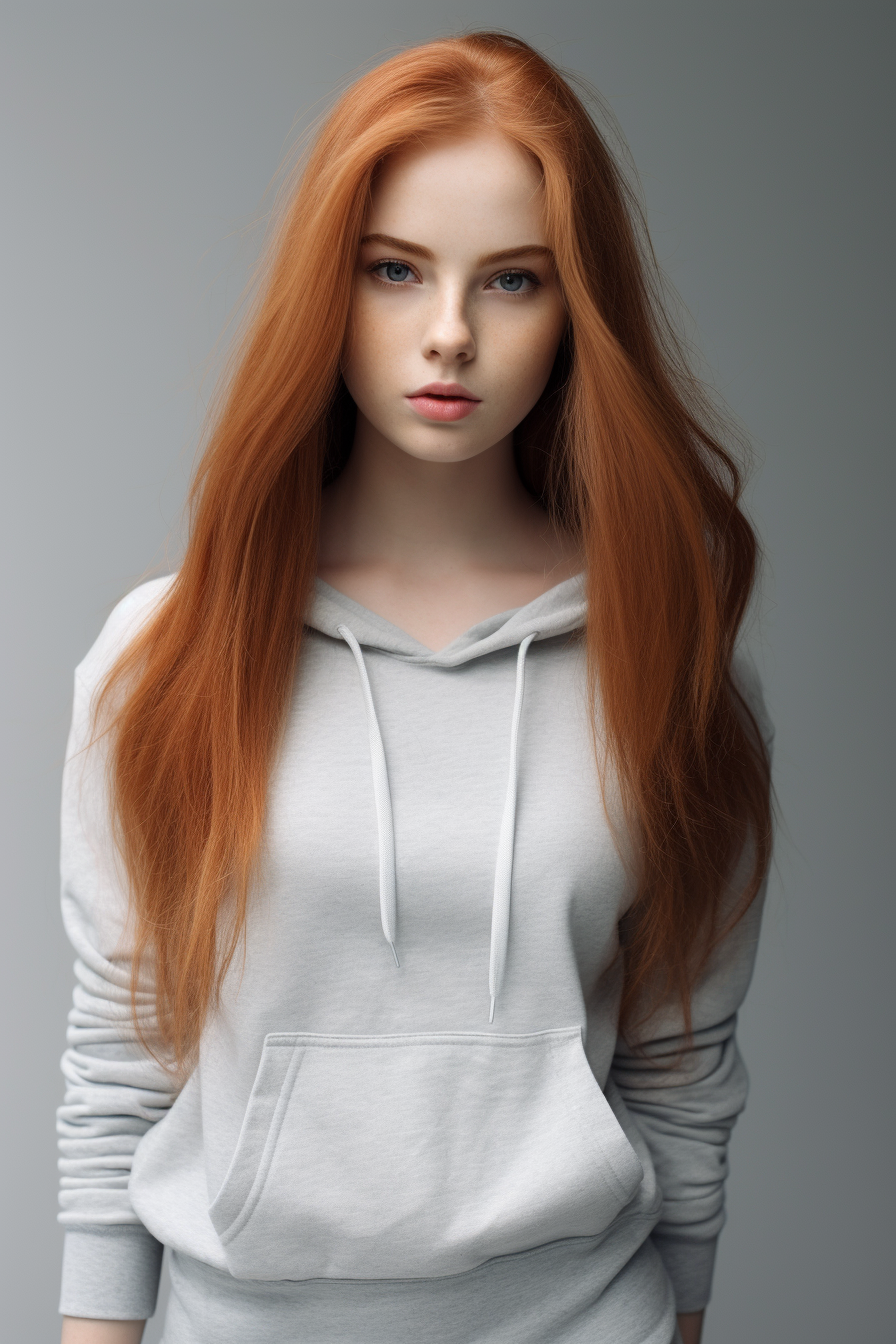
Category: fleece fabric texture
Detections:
[{"x1": 57, "y1": 573, "x2": 772, "y2": 1342}]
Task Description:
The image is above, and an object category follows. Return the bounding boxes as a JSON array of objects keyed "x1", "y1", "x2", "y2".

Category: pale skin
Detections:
[
  {"x1": 319, "y1": 131, "x2": 581, "y2": 645},
  {"x1": 63, "y1": 131, "x2": 703, "y2": 1344}
]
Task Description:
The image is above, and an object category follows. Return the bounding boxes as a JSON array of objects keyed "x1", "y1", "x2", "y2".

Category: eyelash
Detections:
[{"x1": 367, "y1": 259, "x2": 541, "y2": 294}]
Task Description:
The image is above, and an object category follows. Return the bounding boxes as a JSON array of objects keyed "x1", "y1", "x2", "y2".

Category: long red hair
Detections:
[{"x1": 96, "y1": 31, "x2": 771, "y2": 1066}]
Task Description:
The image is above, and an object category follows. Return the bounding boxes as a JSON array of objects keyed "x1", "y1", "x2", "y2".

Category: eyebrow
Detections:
[{"x1": 359, "y1": 233, "x2": 555, "y2": 268}]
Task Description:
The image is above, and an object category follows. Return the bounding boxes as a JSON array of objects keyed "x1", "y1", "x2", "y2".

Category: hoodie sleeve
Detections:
[
  {"x1": 609, "y1": 649, "x2": 774, "y2": 1314},
  {"x1": 57, "y1": 580, "x2": 180, "y2": 1320}
]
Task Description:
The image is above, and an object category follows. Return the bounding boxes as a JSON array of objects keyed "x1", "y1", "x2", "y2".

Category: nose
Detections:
[{"x1": 420, "y1": 282, "x2": 475, "y2": 364}]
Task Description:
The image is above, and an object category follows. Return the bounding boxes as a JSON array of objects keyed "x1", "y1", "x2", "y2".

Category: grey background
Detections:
[{"x1": 2, "y1": 2, "x2": 892, "y2": 1339}]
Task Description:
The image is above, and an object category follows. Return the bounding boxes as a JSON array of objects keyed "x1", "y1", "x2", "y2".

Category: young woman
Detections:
[{"x1": 57, "y1": 32, "x2": 773, "y2": 1344}]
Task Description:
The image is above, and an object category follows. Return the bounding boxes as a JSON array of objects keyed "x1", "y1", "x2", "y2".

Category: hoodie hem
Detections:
[{"x1": 160, "y1": 1216, "x2": 677, "y2": 1344}]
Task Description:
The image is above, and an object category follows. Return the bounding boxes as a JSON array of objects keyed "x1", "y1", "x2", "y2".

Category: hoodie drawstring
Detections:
[
  {"x1": 337, "y1": 624, "x2": 538, "y2": 1020},
  {"x1": 337, "y1": 625, "x2": 400, "y2": 967},
  {"x1": 488, "y1": 632, "x2": 536, "y2": 1022}
]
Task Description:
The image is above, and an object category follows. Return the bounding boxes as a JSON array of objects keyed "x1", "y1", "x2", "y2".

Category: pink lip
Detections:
[{"x1": 406, "y1": 381, "x2": 481, "y2": 423}]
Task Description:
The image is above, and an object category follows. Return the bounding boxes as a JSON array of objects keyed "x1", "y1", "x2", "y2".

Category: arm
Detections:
[
  {"x1": 612, "y1": 650, "x2": 773, "y2": 1324},
  {"x1": 62, "y1": 1320, "x2": 145, "y2": 1344},
  {"x1": 57, "y1": 586, "x2": 181, "y2": 1323},
  {"x1": 677, "y1": 1310, "x2": 704, "y2": 1344},
  {"x1": 612, "y1": 950, "x2": 761, "y2": 1317}
]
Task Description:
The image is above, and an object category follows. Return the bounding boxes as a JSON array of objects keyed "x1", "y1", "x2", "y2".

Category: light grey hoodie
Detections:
[{"x1": 57, "y1": 573, "x2": 772, "y2": 1344}]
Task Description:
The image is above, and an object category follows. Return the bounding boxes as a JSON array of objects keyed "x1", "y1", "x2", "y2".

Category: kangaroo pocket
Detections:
[{"x1": 207, "y1": 1026, "x2": 643, "y2": 1281}]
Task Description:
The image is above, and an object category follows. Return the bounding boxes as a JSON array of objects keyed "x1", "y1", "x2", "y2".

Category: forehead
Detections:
[{"x1": 365, "y1": 132, "x2": 547, "y2": 256}]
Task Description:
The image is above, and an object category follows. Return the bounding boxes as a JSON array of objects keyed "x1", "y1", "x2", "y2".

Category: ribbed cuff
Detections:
[
  {"x1": 59, "y1": 1225, "x2": 164, "y2": 1320},
  {"x1": 651, "y1": 1234, "x2": 718, "y2": 1314}
]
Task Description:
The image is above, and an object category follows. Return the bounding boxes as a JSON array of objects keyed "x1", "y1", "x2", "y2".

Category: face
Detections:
[{"x1": 342, "y1": 132, "x2": 568, "y2": 465}]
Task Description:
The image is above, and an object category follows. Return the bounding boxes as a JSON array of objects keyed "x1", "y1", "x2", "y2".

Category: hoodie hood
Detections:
[{"x1": 307, "y1": 572, "x2": 587, "y2": 666}]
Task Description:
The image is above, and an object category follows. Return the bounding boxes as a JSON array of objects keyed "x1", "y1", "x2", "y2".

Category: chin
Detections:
[{"x1": 400, "y1": 439, "x2": 491, "y2": 464}]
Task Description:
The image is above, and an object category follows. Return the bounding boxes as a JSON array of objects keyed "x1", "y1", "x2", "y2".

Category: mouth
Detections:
[{"x1": 406, "y1": 382, "x2": 481, "y2": 423}]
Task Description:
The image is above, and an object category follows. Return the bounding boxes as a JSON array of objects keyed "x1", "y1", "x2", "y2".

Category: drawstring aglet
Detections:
[
  {"x1": 389, "y1": 943, "x2": 401, "y2": 968},
  {"x1": 489, "y1": 995, "x2": 496, "y2": 1024}
]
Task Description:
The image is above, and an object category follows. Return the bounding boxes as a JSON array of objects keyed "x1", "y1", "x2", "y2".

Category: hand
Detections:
[
  {"x1": 61, "y1": 1319, "x2": 146, "y2": 1344},
  {"x1": 677, "y1": 1310, "x2": 705, "y2": 1344}
]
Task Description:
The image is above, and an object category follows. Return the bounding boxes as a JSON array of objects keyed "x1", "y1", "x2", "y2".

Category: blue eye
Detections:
[
  {"x1": 490, "y1": 270, "x2": 537, "y2": 293},
  {"x1": 374, "y1": 261, "x2": 414, "y2": 283}
]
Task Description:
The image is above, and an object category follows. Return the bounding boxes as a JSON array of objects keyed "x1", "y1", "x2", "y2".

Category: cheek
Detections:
[
  {"x1": 495, "y1": 309, "x2": 566, "y2": 403},
  {"x1": 343, "y1": 287, "x2": 416, "y2": 392},
  {"x1": 342, "y1": 295, "x2": 383, "y2": 395}
]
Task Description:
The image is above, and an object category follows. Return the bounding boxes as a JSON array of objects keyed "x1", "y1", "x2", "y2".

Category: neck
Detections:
[{"x1": 319, "y1": 413, "x2": 553, "y2": 578}]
